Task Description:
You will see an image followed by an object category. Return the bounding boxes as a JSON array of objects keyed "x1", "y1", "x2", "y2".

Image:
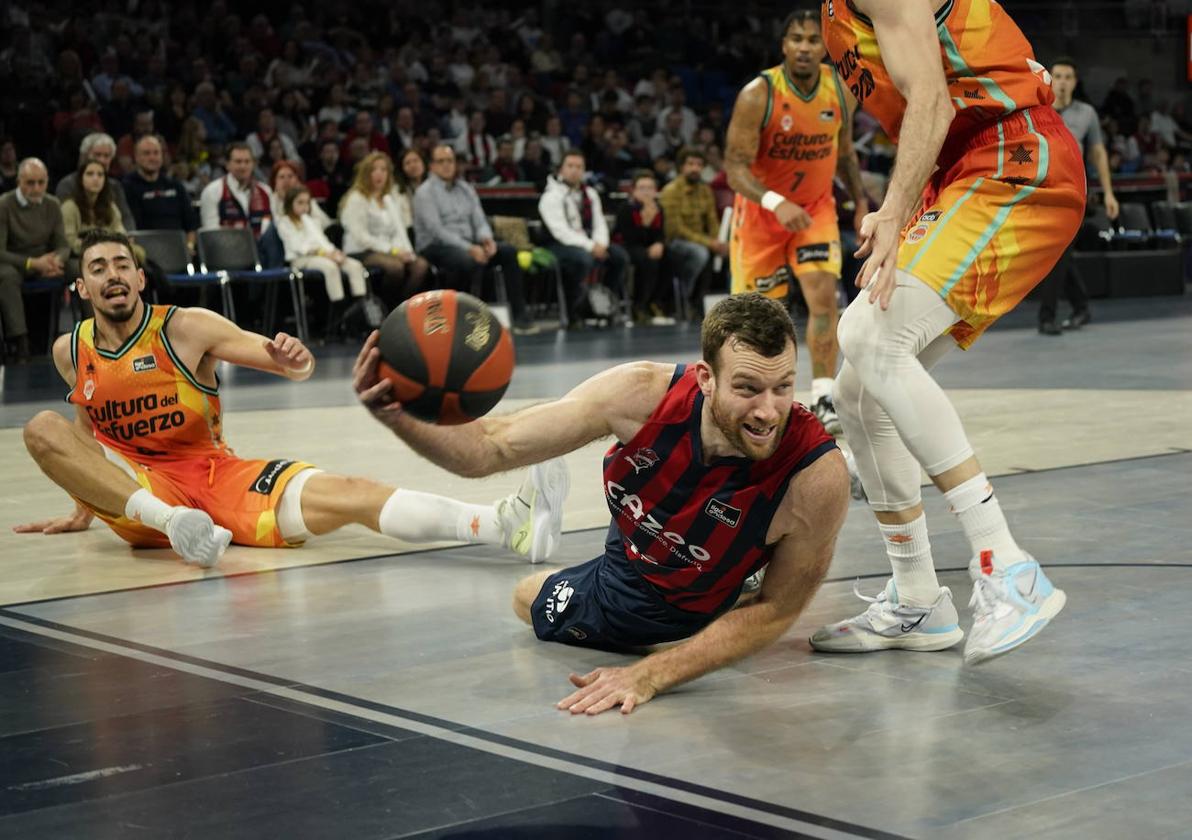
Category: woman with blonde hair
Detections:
[
  {"x1": 277, "y1": 184, "x2": 367, "y2": 336},
  {"x1": 339, "y1": 150, "x2": 429, "y2": 308}
]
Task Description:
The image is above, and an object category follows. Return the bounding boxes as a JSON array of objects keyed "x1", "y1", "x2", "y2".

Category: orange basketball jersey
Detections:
[
  {"x1": 752, "y1": 63, "x2": 845, "y2": 208},
  {"x1": 68, "y1": 304, "x2": 229, "y2": 462},
  {"x1": 822, "y1": 0, "x2": 1053, "y2": 143}
]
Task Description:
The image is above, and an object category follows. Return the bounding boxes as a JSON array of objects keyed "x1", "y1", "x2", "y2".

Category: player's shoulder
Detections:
[{"x1": 782, "y1": 445, "x2": 850, "y2": 531}]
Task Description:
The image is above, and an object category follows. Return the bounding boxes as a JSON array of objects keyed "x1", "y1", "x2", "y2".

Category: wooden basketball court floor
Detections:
[{"x1": 1, "y1": 298, "x2": 1190, "y2": 839}]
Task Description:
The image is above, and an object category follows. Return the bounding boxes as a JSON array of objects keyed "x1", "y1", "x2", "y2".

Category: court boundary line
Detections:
[
  {"x1": 0, "y1": 611, "x2": 907, "y2": 840},
  {"x1": 3, "y1": 447, "x2": 1188, "y2": 611}
]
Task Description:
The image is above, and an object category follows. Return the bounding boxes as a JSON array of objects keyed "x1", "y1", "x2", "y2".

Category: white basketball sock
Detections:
[
  {"x1": 378, "y1": 489, "x2": 502, "y2": 545},
  {"x1": 124, "y1": 488, "x2": 175, "y2": 532},
  {"x1": 878, "y1": 513, "x2": 939, "y2": 606},
  {"x1": 943, "y1": 473, "x2": 1025, "y2": 570}
]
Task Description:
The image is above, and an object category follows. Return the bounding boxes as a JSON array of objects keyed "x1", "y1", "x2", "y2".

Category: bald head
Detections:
[{"x1": 17, "y1": 158, "x2": 48, "y2": 203}]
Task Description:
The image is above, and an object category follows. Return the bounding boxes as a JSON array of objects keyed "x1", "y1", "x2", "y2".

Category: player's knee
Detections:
[
  {"x1": 836, "y1": 298, "x2": 870, "y2": 363},
  {"x1": 22, "y1": 411, "x2": 71, "y2": 461},
  {"x1": 832, "y1": 363, "x2": 862, "y2": 418},
  {"x1": 512, "y1": 571, "x2": 549, "y2": 625}
]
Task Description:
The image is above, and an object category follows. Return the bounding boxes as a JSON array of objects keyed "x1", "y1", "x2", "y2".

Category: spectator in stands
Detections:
[
  {"x1": 341, "y1": 110, "x2": 390, "y2": 163},
  {"x1": 175, "y1": 117, "x2": 217, "y2": 198},
  {"x1": 277, "y1": 185, "x2": 367, "y2": 331},
  {"x1": 413, "y1": 144, "x2": 537, "y2": 333},
  {"x1": 62, "y1": 160, "x2": 127, "y2": 258},
  {"x1": 318, "y1": 83, "x2": 351, "y2": 127},
  {"x1": 653, "y1": 154, "x2": 677, "y2": 186},
  {"x1": 394, "y1": 148, "x2": 426, "y2": 239},
  {"x1": 55, "y1": 133, "x2": 134, "y2": 229},
  {"x1": 256, "y1": 136, "x2": 292, "y2": 183},
  {"x1": 91, "y1": 51, "x2": 143, "y2": 102},
  {"x1": 591, "y1": 70, "x2": 633, "y2": 115},
  {"x1": 192, "y1": 81, "x2": 237, "y2": 146},
  {"x1": 516, "y1": 94, "x2": 547, "y2": 134},
  {"x1": 519, "y1": 138, "x2": 551, "y2": 187},
  {"x1": 1149, "y1": 102, "x2": 1192, "y2": 151},
  {"x1": 648, "y1": 110, "x2": 687, "y2": 162},
  {"x1": 539, "y1": 149, "x2": 628, "y2": 325},
  {"x1": 390, "y1": 107, "x2": 417, "y2": 154},
  {"x1": 199, "y1": 142, "x2": 274, "y2": 238},
  {"x1": 508, "y1": 119, "x2": 529, "y2": 160},
  {"x1": 477, "y1": 138, "x2": 523, "y2": 184},
  {"x1": 122, "y1": 135, "x2": 198, "y2": 249},
  {"x1": 558, "y1": 90, "x2": 590, "y2": 144},
  {"x1": 541, "y1": 115, "x2": 571, "y2": 167},
  {"x1": 454, "y1": 111, "x2": 498, "y2": 172},
  {"x1": 656, "y1": 84, "x2": 698, "y2": 144},
  {"x1": 99, "y1": 79, "x2": 140, "y2": 144},
  {"x1": 271, "y1": 161, "x2": 331, "y2": 230},
  {"x1": 0, "y1": 159, "x2": 68, "y2": 360},
  {"x1": 1039, "y1": 57, "x2": 1116, "y2": 335},
  {"x1": 580, "y1": 115, "x2": 608, "y2": 166},
  {"x1": 157, "y1": 84, "x2": 191, "y2": 146},
  {"x1": 0, "y1": 140, "x2": 18, "y2": 194},
  {"x1": 115, "y1": 110, "x2": 155, "y2": 178},
  {"x1": 341, "y1": 151, "x2": 428, "y2": 309},
  {"x1": 658, "y1": 147, "x2": 725, "y2": 312},
  {"x1": 614, "y1": 170, "x2": 672, "y2": 324},
  {"x1": 627, "y1": 93, "x2": 659, "y2": 156},
  {"x1": 300, "y1": 120, "x2": 341, "y2": 172},
  {"x1": 484, "y1": 88, "x2": 514, "y2": 136},
  {"x1": 247, "y1": 108, "x2": 300, "y2": 165},
  {"x1": 308, "y1": 138, "x2": 352, "y2": 211},
  {"x1": 266, "y1": 40, "x2": 315, "y2": 90},
  {"x1": 1101, "y1": 76, "x2": 1137, "y2": 135}
]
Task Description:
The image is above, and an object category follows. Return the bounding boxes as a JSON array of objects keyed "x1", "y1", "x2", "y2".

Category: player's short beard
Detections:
[{"x1": 708, "y1": 389, "x2": 784, "y2": 460}]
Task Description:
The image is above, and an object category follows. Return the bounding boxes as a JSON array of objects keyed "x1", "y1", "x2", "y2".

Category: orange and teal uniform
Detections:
[
  {"x1": 731, "y1": 62, "x2": 846, "y2": 299},
  {"x1": 67, "y1": 304, "x2": 312, "y2": 548},
  {"x1": 822, "y1": 0, "x2": 1086, "y2": 348}
]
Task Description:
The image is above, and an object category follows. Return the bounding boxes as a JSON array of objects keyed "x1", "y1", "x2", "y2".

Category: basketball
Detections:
[{"x1": 375, "y1": 290, "x2": 515, "y2": 425}]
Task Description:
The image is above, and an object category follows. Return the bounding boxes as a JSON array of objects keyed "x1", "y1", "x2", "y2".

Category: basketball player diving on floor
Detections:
[
  {"x1": 15, "y1": 229, "x2": 569, "y2": 568},
  {"x1": 354, "y1": 293, "x2": 851, "y2": 716}
]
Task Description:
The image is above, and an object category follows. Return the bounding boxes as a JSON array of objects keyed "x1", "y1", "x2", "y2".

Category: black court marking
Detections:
[
  {"x1": 3, "y1": 448, "x2": 1189, "y2": 612},
  {"x1": 0, "y1": 609, "x2": 908, "y2": 840}
]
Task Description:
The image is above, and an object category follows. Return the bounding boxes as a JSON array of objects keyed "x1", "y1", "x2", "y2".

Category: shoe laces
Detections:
[
  {"x1": 852, "y1": 580, "x2": 895, "y2": 621},
  {"x1": 968, "y1": 574, "x2": 1007, "y2": 621}
]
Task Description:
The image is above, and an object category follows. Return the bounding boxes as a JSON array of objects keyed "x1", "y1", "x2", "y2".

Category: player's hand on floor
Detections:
[
  {"x1": 557, "y1": 666, "x2": 657, "y2": 716},
  {"x1": 266, "y1": 332, "x2": 313, "y2": 377},
  {"x1": 14, "y1": 505, "x2": 94, "y2": 535},
  {"x1": 353, "y1": 330, "x2": 403, "y2": 422},
  {"x1": 854, "y1": 209, "x2": 902, "y2": 310}
]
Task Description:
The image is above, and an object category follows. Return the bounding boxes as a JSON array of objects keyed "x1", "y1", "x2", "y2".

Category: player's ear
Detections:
[
  {"x1": 694, "y1": 359, "x2": 716, "y2": 396},
  {"x1": 74, "y1": 276, "x2": 89, "y2": 301}
]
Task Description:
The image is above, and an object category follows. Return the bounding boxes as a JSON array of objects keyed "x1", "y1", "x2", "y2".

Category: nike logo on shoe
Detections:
[{"x1": 900, "y1": 615, "x2": 927, "y2": 633}]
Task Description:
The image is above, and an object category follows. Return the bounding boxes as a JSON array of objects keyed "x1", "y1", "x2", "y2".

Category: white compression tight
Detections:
[{"x1": 833, "y1": 272, "x2": 974, "y2": 512}]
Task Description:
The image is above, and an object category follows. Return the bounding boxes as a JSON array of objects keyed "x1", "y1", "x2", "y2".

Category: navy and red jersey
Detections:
[{"x1": 602, "y1": 364, "x2": 837, "y2": 615}]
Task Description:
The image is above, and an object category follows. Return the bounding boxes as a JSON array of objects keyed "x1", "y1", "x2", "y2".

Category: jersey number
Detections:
[{"x1": 789, "y1": 172, "x2": 805, "y2": 194}]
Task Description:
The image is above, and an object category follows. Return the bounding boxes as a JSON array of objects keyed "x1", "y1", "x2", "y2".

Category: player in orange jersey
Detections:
[
  {"x1": 726, "y1": 8, "x2": 869, "y2": 435},
  {"x1": 809, "y1": 0, "x2": 1083, "y2": 663},
  {"x1": 16, "y1": 229, "x2": 567, "y2": 568}
]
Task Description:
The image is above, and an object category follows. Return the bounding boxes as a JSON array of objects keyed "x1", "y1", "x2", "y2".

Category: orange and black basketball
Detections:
[{"x1": 375, "y1": 290, "x2": 514, "y2": 425}]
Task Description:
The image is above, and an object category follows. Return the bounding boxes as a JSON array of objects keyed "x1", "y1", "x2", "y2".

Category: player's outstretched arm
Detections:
[
  {"x1": 168, "y1": 307, "x2": 315, "y2": 381},
  {"x1": 853, "y1": 0, "x2": 954, "y2": 308},
  {"x1": 354, "y1": 330, "x2": 669, "y2": 477},
  {"x1": 556, "y1": 451, "x2": 850, "y2": 716}
]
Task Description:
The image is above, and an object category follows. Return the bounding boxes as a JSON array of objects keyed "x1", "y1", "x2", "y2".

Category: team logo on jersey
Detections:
[
  {"x1": 819, "y1": 109, "x2": 835, "y2": 121},
  {"x1": 132, "y1": 354, "x2": 157, "y2": 373},
  {"x1": 250, "y1": 459, "x2": 296, "y2": 495},
  {"x1": 906, "y1": 225, "x2": 929, "y2": 244},
  {"x1": 624, "y1": 447, "x2": 660, "y2": 474},
  {"x1": 780, "y1": 114, "x2": 793, "y2": 131},
  {"x1": 705, "y1": 498, "x2": 742, "y2": 528},
  {"x1": 796, "y1": 243, "x2": 832, "y2": 264},
  {"x1": 82, "y1": 380, "x2": 95, "y2": 401}
]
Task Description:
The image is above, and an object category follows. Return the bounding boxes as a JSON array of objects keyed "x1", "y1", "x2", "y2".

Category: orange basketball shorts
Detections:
[
  {"x1": 83, "y1": 448, "x2": 314, "y2": 549},
  {"x1": 730, "y1": 192, "x2": 842, "y2": 300},
  {"x1": 897, "y1": 105, "x2": 1087, "y2": 349}
]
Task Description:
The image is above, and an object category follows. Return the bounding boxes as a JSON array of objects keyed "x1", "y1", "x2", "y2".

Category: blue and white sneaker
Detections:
[
  {"x1": 809, "y1": 579, "x2": 964, "y2": 653},
  {"x1": 964, "y1": 551, "x2": 1066, "y2": 665}
]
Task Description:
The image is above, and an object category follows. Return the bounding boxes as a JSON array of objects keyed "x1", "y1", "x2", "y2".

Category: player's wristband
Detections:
[
  {"x1": 292, "y1": 358, "x2": 314, "y2": 376},
  {"x1": 760, "y1": 191, "x2": 785, "y2": 212}
]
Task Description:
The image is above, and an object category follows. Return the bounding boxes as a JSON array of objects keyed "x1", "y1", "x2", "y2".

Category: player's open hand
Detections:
[
  {"x1": 266, "y1": 332, "x2": 314, "y2": 378},
  {"x1": 353, "y1": 330, "x2": 403, "y2": 424},
  {"x1": 557, "y1": 666, "x2": 657, "y2": 716},
  {"x1": 854, "y1": 209, "x2": 903, "y2": 309},
  {"x1": 14, "y1": 505, "x2": 94, "y2": 535},
  {"x1": 774, "y1": 200, "x2": 813, "y2": 233}
]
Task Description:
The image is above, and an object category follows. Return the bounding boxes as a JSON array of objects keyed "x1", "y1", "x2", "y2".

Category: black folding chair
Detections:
[{"x1": 197, "y1": 228, "x2": 309, "y2": 341}]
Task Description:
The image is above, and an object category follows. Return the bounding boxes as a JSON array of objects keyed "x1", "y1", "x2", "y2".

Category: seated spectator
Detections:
[
  {"x1": 627, "y1": 94, "x2": 659, "y2": 156},
  {"x1": 508, "y1": 119, "x2": 528, "y2": 160},
  {"x1": 484, "y1": 88, "x2": 514, "y2": 137},
  {"x1": 276, "y1": 185, "x2": 367, "y2": 332},
  {"x1": 192, "y1": 81, "x2": 238, "y2": 146},
  {"x1": 341, "y1": 110, "x2": 390, "y2": 163},
  {"x1": 247, "y1": 108, "x2": 300, "y2": 165},
  {"x1": 413, "y1": 144, "x2": 536, "y2": 333},
  {"x1": 0, "y1": 159, "x2": 69, "y2": 360},
  {"x1": 557, "y1": 90, "x2": 590, "y2": 144},
  {"x1": 614, "y1": 171, "x2": 673, "y2": 324},
  {"x1": 340, "y1": 151, "x2": 429, "y2": 309},
  {"x1": 518, "y1": 138, "x2": 551, "y2": 187},
  {"x1": 318, "y1": 84, "x2": 351, "y2": 128},
  {"x1": 477, "y1": 138, "x2": 523, "y2": 184},
  {"x1": 256, "y1": 137, "x2": 292, "y2": 183},
  {"x1": 658, "y1": 147, "x2": 726, "y2": 309},
  {"x1": 123, "y1": 135, "x2": 198, "y2": 249},
  {"x1": 0, "y1": 139, "x2": 18, "y2": 194},
  {"x1": 653, "y1": 154, "x2": 677, "y2": 186},
  {"x1": 157, "y1": 84, "x2": 191, "y2": 146},
  {"x1": 271, "y1": 160, "x2": 331, "y2": 230},
  {"x1": 114, "y1": 110, "x2": 155, "y2": 178},
  {"x1": 61, "y1": 160, "x2": 142, "y2": 278},
  {"x1": 454, "y1": 111, "x2": 497, "y2": 172},
  {"x1": 538, "y1": 150, "x2": 628, "y2": 325},
  {"x1": 300, "y1": 119, "x2": 341, "y2": 172},
  {"x1": 198, "y1": 142, "x2": 274, "y2": 238},
  {"x1": 541, "y1": 115, "x2": 572, "y2": 167},
  {"x1": 390, "y1": 107, "x2": 417, "y2": 154},
  {"x1": 515, "y1": 93, "x2": 547, "y2": 134},
  {"x1": 649, "y1": 110, "x2": 687, "y2": 162},
  {"x1": 99, "y1": 79, "x2": 140, "y2": 145},
  {"x1": 56, "y1": 133, "x2": 134, "y2": 229},
  {"x1": 656, "y1": 84, "x2": 698, "y2": 144},
  {"x1": 174, "y1": 117, "x2": 218, "y2": 199},
  {"x1": 394, "y1": 148, "x2": 426, "y2": 233}
]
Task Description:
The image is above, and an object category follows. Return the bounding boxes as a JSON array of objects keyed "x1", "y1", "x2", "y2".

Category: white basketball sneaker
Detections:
[
  {"x1": 811, "y1": 394, "x2": 843, "y2": 437},
  {"x1": 163, "y1": 507, "x2": 232, "y2": 569},
  {"x1": 964, "y1": 551, "x2": 1066, "y2": 665},
  {"x1": 497, "y1": 458, "x2": 570, "y2": 563},
  {"x1": 809, "y1": 579, "x2": 965, "y2": 652}
]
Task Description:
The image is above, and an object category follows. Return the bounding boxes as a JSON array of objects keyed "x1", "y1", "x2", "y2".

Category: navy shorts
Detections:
[{"x1": 531, "y1": 522, "x2": 716, "y2": 650}]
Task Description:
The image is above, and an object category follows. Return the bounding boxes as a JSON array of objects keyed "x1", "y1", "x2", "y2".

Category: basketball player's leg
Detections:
[
  {"x1": 513, "y1": 569, "x2": 555, "y2": 624},
  {"x1": 20, "y1": 411, "x2": 232, "y2": 566},
  {"x1": 789, "y1": 204, "x2": 844, "y2": 432}
]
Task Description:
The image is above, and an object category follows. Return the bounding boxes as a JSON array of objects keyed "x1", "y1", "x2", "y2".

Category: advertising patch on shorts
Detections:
[
  {"x1": 796, "y1": 243, "x2": 832, "y2": 264},
  {"x1": 250, "y1": 459, "x2": 296, "y2": 495}
]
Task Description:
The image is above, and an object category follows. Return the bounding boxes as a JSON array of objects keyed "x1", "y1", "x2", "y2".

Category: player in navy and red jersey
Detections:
[{"x1": 354, "y1": 293, "x2": 851, "y2": 716}]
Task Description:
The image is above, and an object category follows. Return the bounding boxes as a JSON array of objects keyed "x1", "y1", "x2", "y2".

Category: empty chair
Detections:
[
  {"x1": 130, "y1": 229, "x2": 229, "y2": 313},
  {"x1": 197, "y1": 228, "x2": 309, "y2": 341}
]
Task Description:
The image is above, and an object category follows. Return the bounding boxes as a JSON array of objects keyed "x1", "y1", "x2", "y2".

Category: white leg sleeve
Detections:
[
  {"x1": 276, "y1": 468, "x2": 323, "y2": 544},
  {"x1": 834, "y1": 271, "x2": 973, "y2": 511}
]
